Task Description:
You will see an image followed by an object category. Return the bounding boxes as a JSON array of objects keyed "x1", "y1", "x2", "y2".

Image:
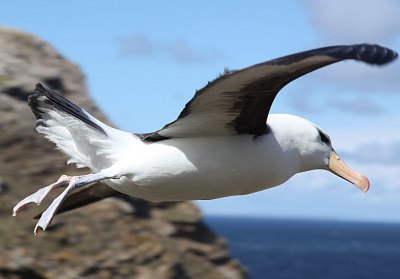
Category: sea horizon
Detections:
[{"x1": 204, "y1": 215, "x2": 400, "y2": 279}]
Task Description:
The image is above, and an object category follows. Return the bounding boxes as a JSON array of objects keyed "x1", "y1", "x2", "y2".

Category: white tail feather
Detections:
[{"x1": 29, "y1": 83, "x2": 138, "y2": 172}]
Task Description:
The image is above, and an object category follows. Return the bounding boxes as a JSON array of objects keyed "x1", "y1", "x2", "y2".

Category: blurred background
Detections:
[{"x1": 1, "y1": 1, "x2": 400, "y2": 278}]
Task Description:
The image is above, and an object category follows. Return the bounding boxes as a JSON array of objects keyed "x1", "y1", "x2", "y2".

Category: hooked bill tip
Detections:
[{"x1": 356, "y1": 175, "x2": 370, "y2": 193}]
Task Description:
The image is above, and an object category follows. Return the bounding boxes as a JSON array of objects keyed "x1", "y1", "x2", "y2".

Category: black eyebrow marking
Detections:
[{"x1": 317, "y1": 128, "x2": 331, "y2": 145}]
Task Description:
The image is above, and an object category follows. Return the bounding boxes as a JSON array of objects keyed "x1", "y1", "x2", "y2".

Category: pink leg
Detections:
[
  {"x1": 14, "y1": 166, "x2": 123, "y2": 234},
  {"x1": 12, "y1": 175, "x2": 71, "y2": 216},
  {"x1": 34, "y1": 177, "x2": 78, "y2": 234}
]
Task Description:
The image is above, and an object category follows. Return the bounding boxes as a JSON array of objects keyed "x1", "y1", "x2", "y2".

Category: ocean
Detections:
[{"x1": 204, "y1": 216, "x2": 400, "y2": 279}]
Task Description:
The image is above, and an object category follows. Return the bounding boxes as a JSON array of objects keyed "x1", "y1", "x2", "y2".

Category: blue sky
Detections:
[{"x1": 2, "y1": 1, "x2": 400, "y2": 222}]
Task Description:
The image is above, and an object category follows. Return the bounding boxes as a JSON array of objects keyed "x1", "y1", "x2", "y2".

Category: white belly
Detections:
[{"x1": 107, "y1": 135, "x2": 300, "y2": 202}]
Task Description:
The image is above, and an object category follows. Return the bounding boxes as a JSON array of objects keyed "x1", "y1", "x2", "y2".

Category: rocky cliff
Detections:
[{"x1": 0, "y1": 27, "x2": 246, "y2": 279}]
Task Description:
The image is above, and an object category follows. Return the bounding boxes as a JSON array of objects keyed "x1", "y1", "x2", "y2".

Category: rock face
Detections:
[{"x1": 0, "y1": 28, "x2": 246, "y2": 279}]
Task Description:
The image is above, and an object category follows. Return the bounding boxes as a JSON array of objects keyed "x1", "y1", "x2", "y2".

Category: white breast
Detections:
[{"x1": 107, "y1": 133, "x2": 301, "y2": 202}]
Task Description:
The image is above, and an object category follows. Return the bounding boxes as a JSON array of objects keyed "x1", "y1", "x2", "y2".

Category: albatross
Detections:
[{"x1": 13, "y1": 44, "x2": 398, "y2": 234}]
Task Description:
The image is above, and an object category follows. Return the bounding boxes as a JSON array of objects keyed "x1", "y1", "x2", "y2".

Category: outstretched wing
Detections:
[{"x1": 144, "y1": 44, "x2": 397, "y2": 140}]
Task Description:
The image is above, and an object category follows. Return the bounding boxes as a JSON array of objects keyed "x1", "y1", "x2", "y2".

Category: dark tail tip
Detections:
[
  {"x1": 35, "y1": 82, "x2": 45, "y2": 93},
  {"x1": 30, "y1": 82, "x2": 107, "y2": 136},
  {"x1": 34, "y1": 82, "x2": 54, "y2": 95}
]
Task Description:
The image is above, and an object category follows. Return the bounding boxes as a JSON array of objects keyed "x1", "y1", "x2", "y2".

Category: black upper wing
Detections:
[{"x1": 144, "y1": 44, "x2": 397, "y2": 140}]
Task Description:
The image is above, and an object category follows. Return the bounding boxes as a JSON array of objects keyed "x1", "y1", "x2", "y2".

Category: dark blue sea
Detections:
[{"x1": 204, "y1": 216, "x2": 400, "y2": 279}]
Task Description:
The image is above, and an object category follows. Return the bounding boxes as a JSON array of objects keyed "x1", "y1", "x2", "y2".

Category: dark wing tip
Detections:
[{"x1": 323, "y1": 44, "x2": 398, "y2": 65}]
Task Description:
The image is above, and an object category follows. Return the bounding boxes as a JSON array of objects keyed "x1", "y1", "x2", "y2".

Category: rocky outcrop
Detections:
[{"x1": 0, "y1": 27, "x2": 246, "y2": 279}]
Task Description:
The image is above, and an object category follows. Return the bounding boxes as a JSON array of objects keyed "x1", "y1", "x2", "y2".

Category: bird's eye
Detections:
[{"x1": 317, "y1": 129, "x2": 331, "y2": 145}]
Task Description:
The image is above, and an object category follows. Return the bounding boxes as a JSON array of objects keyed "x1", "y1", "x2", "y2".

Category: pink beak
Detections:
[{"x1": 328, "y1": 151, "x2": 370, "y2": 192}]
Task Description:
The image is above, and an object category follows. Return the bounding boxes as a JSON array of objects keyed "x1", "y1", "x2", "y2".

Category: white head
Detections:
[{"x1": 268, "y1": 114, "x2": 370, "y2": 192}]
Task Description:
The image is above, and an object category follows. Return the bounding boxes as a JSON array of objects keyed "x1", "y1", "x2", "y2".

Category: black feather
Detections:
[{"x1": 29, "y1": 83, "x2": 107, "y2": 135}]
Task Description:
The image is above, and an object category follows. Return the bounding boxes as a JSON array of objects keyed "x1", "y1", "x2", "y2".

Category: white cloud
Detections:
[
  {"x1": 329, "y1": 95, "x2": 384, "y2": 115},
  {"x1": 297, "y1": 0, "x2": 400, "y2": 108},
  {"x1": 343, "y1": 141, "x2": 400, "y2": 165},
  {"x1": 302, "y1": 0, "x2": 400, "y2": 43},
  {"x1": 288, "y1": 90, "x2": 322, "y2": 114},
  {"x1": 116, "y1": 33, "x2": 224, "y2": 65},
  {"x1": 164, "y1": 39, "x2": 223, "y2": 64},
  {"x1": 116, "y1": 34, "x2": 155, "y2": 57},
  {"x1": 330, "y1": 117, "x2": 400, "y2": 150},
  {"x1": 313, "y1": 61, "x2": 400, "y2": 92}
]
